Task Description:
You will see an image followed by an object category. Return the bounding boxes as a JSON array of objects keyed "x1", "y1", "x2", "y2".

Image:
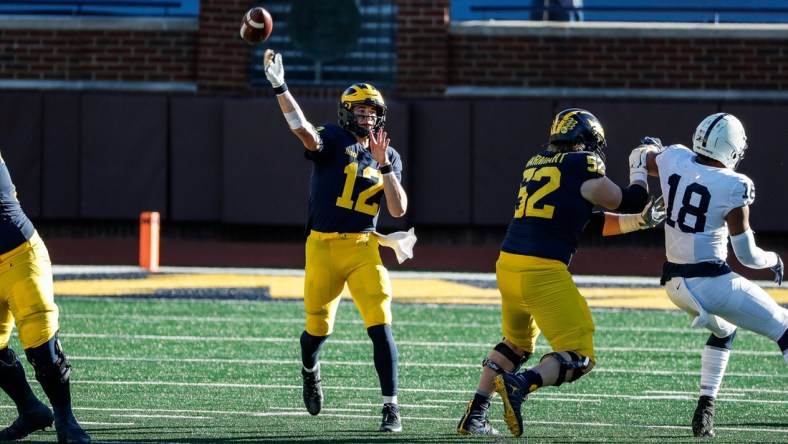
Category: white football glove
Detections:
[
  {"x1": 637, "y1": 195, "x2": 666, "y2": 229},
  {"x1": 618, "y1": 195, "x2": 666, "y2": 234},
  {"x1": 629, "y1": 137, "x2": 663, "y2": 183},
  {"x1": 263, "y1": 49, "x2": 285, "y2": 88},
  {"x1": 628, "y1": 147, "x2": 656, "y2": 183}
]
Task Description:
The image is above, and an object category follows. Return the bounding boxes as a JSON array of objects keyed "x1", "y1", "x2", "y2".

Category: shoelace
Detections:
[{"x1": 305, "y1": 378, "x2": 321, "y2": 395}]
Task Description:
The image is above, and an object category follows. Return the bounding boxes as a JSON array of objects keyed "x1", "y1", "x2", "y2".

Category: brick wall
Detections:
[
  {"x1": 0, "y1": 26, "x2": 197, "y2": 83},
  {"x1": 447, "y1": 34, "x2": 788, "y2": 91},
  {"x1": 0, "y1": 1, "x2": 786, "y2": 97},
  {"x1": 196, "y1": 0, "x2": 251, "y2": 93},
  {"x1": 395, "y1": 0, "x2": 449, "y2": 97}
]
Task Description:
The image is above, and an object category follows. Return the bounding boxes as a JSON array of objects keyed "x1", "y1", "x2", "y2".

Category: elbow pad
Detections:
[
  {"x1": 730, "y1": 229, "x2": 779, "y2": 269},
  {"x1": 615, "y1": 184, "x2": 648, "y2": 213}
]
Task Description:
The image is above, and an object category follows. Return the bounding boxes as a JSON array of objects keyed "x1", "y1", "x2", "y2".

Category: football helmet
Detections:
[
  {"x1": 692, "y1": 113, "x2": 747, "y2": 170},
  {"x1": 549, "y1": 108, "x2": 607, "y2": 153},
  {"x1": 338, "y1": 83, "x2": 387, "y2": 137}
]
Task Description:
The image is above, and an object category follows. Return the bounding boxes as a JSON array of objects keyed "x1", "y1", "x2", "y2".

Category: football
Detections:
[{"x1": 240, "y1": 7, "x2": 273, "y2": 45}]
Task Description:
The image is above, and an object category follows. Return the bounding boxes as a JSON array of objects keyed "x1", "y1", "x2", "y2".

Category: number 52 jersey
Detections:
[
  {"x1": 656, "y1": 144, "x2": 755, "y2": 265},
  {"x1": 501, "y1": 150, "x2": 606, "y2": 265}
]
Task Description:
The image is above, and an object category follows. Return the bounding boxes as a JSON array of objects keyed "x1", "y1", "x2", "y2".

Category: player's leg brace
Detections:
[
  {"x1": 484, "y1": 342, "x2": 532, "y2": 374},
  {"x1": 24, "y1": 335, "x2": 72, "y2": 408},
  {"x1": 368, "y1": 324, "x2": 398, "y2": 397},
  {"x1": 700, "y1": 330, "x2": 736, "y2": 398},
  {"x1": 540, "y1": 351, "x2": 591, "y2": 386},
  {"x1": 472, "y1": 342, "x2": 532, "y2": 414},
  {"x1": 0, "y1": 347, "x2": 43, "y2": 412}
]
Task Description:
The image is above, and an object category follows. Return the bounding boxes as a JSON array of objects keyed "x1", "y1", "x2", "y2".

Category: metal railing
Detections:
[{"x1": 456, "y1": 1, "x2": 788, "y2": 24}]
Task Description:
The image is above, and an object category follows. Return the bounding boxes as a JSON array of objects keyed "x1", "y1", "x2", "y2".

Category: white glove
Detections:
[
  {"x1": 628, "y1": 147, "x2": 650, "y2": 183},
  {"x1": 263, "y1": 49, "x2": 285, "y2": 88},
  {"x1": 629, "y1": 137, "x2": 664, "y2": 183},
  {"x1": 637, "y1": 195, "x2": 666, "y2": 229},
  {"x1": 618, "y1": 196, "x2": 666, "y2": 234}
]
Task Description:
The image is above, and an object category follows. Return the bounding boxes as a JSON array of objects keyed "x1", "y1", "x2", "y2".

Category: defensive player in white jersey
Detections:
[{"x1": 630, "y1": 114, "x2": 787, "y2": 438}]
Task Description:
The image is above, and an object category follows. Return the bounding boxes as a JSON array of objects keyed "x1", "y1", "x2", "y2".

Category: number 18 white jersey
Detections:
[{"x1": 655, "y1": 145, "x2": 755, "y2": 265}]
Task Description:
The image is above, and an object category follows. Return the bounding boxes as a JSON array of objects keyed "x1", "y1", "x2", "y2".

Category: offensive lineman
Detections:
[
  {"x1": 458, "y1": 109, "x2": 666, "y2": 437},
  {"x1": 262, "y1": 50, "x2": 408, "y2": 432},
  {"x1": 0, "y1": 152, "x2": 91, "y2": 443},
  {"x1": 631, "y1": 113, "x2": 787, "y2": 438}
]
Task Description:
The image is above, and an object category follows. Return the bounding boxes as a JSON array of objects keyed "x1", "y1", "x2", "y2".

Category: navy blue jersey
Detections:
[
  {"x1": 0, "y1": 153, "x2": 35, "y2": 254},
  {"x1": 305, "y1": 123, "x2": 402, "y2": 233},
  {"x1": 501, "y1": 150, "x2": 606, "y2": 265}
]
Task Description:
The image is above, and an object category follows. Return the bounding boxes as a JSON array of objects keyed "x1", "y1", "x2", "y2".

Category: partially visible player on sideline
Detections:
[
  {"x1": 457, "y1": 109, "x2": 666, "y2": 437},
  {"x1": 631, "y1": 113, "x2": 787, "y2": 438},
  {"x1": 262, "y1": 49, "x2": 408, "y2": 433},
  {"x1": 0, "y1": 152, "x2": 91, "y2": 443}
]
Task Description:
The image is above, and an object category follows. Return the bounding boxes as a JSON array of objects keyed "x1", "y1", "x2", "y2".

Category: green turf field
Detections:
[{"x1": 2, "y1": 296, "x2": 786, "y2": 443}]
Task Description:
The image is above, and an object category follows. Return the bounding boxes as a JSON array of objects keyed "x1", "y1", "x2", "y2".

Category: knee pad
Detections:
[
  {"x1": 540, "y1": 351, "x2": 590, "y2": 386},
  {"x1": 493, "y1": 342, "x2": 532, "y2": 373},
  {"x1": 24, "y1": 335, "x2": 71, "y2": 384}
]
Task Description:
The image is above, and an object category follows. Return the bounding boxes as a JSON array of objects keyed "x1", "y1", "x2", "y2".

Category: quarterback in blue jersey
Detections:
[
  {"x1": 0, "y1": 153, "x2": 90, "y2": 443},
  {"x1": 457, "y1": 109, "x2": 666, "y2": 437},
  {"x1": 264, "y1": 50, "x2": 408, "y2": 433}
]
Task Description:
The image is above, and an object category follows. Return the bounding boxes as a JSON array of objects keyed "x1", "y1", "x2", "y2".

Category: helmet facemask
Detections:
[{"x1": 338, "y1": 83, "x2": 387, "y2": 138}]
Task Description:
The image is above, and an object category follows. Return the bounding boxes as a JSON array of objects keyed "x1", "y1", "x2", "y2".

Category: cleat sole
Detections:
[{"x1": 494, "y1": 375, "x2": 523, "y2": 437}]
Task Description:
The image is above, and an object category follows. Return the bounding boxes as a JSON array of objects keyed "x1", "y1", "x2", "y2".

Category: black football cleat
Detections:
[
  {"x1": 301, "y1": 367, "x2": 324, "y2": 416},
  {"x1": 457, "y1": 401, "x2": 499, "y2": 436},
  {"x1": 379, "y1": 403, "x2": 402, "y2": 432},
  {"x1": 493, "y1": 373, "x2": 528, "y2": 437},
  {"x1": 56, "y1": 423, "x2": 91, "y2": 444},
  {"x1": 0, "y1": 401, "x2": 54, "y2": 441},
  {"x1": 692, "y1": 396, "x2": 715, "y2": 438}
]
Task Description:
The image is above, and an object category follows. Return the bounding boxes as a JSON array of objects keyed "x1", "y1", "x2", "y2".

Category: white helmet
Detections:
[{"x1": 692, "y1": 113, "x2": 748, "y2": 169}]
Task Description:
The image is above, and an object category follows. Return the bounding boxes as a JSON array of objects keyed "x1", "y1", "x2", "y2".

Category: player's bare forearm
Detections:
[
  {"x1": 382, "y1": 175, "x2": 407, "y2": 217},
  {"x1": 275, "y1": 91, "x2": 319, "y2": 151}
]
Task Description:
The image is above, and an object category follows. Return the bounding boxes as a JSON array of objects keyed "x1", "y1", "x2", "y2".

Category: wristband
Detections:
[
  {"x1": 380, "y1": 164, "x2": 393, "y2": 175},
  {"x1": 273, "y1": 83, "x2": 288, "y2": 95},
  {"x1": 617, "y1": 213, "x2": 642, "y2": 234}
]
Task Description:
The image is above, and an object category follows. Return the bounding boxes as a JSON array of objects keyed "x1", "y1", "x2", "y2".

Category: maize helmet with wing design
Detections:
[
  {"x1": 338, "y1": 83, "x2": 387, "y2": 137},
  {"x1": 692, "y1": 113, "x2": 747, "y2": 170},
  {"x1": 549, "y1": 108, "x2": 607, "y2": 154}
]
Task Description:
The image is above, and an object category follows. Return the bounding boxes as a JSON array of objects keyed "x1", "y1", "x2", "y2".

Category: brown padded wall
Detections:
[
  {"x1": 472, "y1": 99, "x2": 555, "y2": 226},
  {"x1": 42, "y1": 95, "x2": 81, "y2": 219},
  {"x1": 170, "y1": 97, "x2": 223, "y2": 221},
  {"x1": 222, "y1": 99, "x2": 315, "y2": 225},
  {"x1": 0, "y1": 94, "x2": 786, "y2": 233},
  {"x1": 0, "y1": 94, "x2": 43, "y2": 218},
  {"x1": 80, "y1": 95, "x2": 168, "y2": 219},
  {"x1": 408, "y1": 101, "x2": 473, "y2": 225},
  {"x1": 573, "y1": 101, "x2": 717, "y2": 186},
  {"x1": 721, "y1": 104, "x2": 788, "y2": 232}
]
